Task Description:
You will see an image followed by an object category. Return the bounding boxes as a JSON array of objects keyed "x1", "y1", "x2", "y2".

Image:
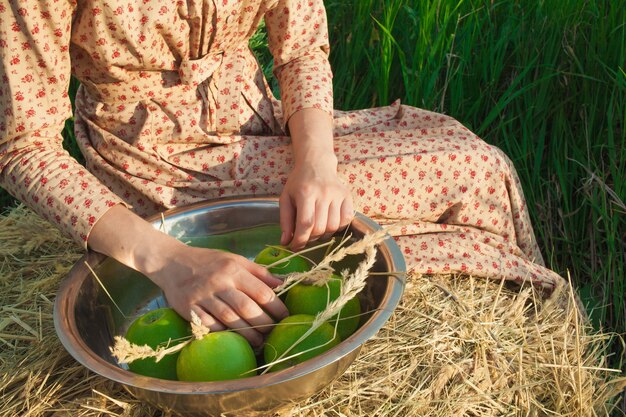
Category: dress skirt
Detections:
[{"x1": 75, "y1": 95, "x2": 563, "y2": 291}]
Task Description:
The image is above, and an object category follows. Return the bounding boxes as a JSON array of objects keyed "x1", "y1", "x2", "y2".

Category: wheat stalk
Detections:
[
  {"x1": 190, "y1": 310, "x2": 211, "y2": 340},
  {"x1": 313, "y1": 245, "x2": 377, "y2": 326},
  {"x1": 110, "y1": 335, "x2": 190, "y2": 365},
  {"x1": 110, "y1": 310, "x2": 209, "y2": 364},
  {"x1": 275, "y1": 221, "x2": 403, "y2": 294},
  {"x1": 261, "y1": 246, "x2": 377, "y2": 374}
]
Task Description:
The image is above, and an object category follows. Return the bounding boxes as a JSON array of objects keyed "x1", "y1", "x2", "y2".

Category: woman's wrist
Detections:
[
  {"x1": 288, "y1": 108, "x2": 336, "y2": 167},
  {"x1": 294, "y1": 148, "x2": 338, "y2": 172},
  {"x1": 130, "y1": 228, "x2": 187, "y2": 283},
  {"x1": 87, "y1": 204, "x2": 186, "y2": 285}
]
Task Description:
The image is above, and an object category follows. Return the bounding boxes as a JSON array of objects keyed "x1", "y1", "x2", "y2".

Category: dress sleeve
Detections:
[
  {"x1": 264, "y1": 0, "x2": 334, "y2": 131},
  {"x1": 0, "y1": 0, "x2": 127, "y2": 248}
]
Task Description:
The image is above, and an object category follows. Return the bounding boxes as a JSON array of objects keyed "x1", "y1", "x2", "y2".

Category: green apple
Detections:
[
  {"x1": 176, "y1": 331, "x2": 257, "y2": 382},
  {"x1": 254, "y1": 245, "x2": 312, "y2": 275},
  {"x1": 284, "y1": 274, "x2": 361, "y2": 341},
  {"x1": 263, "y1": 314, "x2": 340, "y2": 372},
  {"x1": 124, "y1": 307, "x2": 192, "y2": 380}
]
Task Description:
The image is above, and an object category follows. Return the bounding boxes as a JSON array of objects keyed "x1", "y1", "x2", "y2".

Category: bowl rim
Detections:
[{"x1": 53, "y1": 197, "x2": 406, "y2": 394}]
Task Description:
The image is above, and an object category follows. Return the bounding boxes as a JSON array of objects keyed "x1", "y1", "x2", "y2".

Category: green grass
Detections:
[{"x1": 1, "y1": 0, "x2": 624, "y2": 410}]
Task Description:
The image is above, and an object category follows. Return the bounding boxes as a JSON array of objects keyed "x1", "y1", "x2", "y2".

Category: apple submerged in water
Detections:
[{"x1": 254, "y1": 245, "x2": 312, "y2": 275}]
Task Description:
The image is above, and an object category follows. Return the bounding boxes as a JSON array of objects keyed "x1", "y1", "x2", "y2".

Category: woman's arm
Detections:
[
  {"x1": 0, "y1": 0, "x2": 287, "y2": 346},
  {"x1": 264, "y1": 0, "x2": 355, "y2": 249},
  {"x1": 0, "y1": 0, "x2": 128, "y2": 245},
  {"x1": 87, "y1": 205, "x2": 288, "y2": 346}
]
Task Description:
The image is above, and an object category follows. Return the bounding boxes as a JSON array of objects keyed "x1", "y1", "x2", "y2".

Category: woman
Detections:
[{"x1": 0, "y1": 0, "x2": 563, "y2": 346}]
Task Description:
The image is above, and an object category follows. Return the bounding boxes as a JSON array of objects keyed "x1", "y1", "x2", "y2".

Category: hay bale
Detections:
[{"x1": 0, "y1": 205, "x2": 624, "y2": 416}]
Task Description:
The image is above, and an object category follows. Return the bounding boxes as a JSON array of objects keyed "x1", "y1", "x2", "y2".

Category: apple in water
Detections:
[{"x1": 254, "y1": 245, "x2": 312, "y2": 275}]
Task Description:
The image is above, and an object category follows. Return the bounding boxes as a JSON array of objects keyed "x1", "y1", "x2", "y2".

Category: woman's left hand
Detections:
[
  {"x1": 279, "y1": 157, "x2": 354, "y2": 250},
  {"x1": 280, "y1": 108, "x2": 354, "y2": 250}
]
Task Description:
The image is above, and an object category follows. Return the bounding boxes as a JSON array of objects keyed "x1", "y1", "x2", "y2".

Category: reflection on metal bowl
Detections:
[{"x1": 54, "y1": 198, "x2": 406, "y2": 416}]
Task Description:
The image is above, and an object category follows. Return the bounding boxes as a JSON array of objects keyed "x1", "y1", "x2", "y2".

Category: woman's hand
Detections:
[
  {"x1": 281, "y1": 108, "x2": 354, "y2": 250},
  {"x1": 155, "y1": 246, "x2": 288, "y2": 346},
  {"x1": 280, "y1": 158, "x2": 353, "y2": 250},
  {"x1": 87, "y1": 205, "x2": 288, "y2": 347}
]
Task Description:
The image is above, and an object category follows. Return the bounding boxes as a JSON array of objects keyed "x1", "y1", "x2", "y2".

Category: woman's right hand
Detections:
[
  {"x1": 87, "y1": 205, "x2": 288, "y2": 347},
  {"x1": 154, "y1": 245, "x2": 287, "y2": 346}
]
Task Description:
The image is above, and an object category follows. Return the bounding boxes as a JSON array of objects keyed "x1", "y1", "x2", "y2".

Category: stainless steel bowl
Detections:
[{"x1": 54, "y1": 198, "x2": 406, "y2": 416}]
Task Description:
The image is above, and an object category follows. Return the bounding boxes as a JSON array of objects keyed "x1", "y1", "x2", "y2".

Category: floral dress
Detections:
[{"x1": 0, "y1": 0, "x2": 564, "y2": 289}]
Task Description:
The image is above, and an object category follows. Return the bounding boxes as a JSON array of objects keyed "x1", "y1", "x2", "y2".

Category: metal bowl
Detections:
[{"x1": 54, "y1": 198, "x2": 406, "y2": 416}]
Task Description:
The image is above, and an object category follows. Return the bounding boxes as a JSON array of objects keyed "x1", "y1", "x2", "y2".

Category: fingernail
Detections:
[{"x1": 280, "y1": 232, "x2": 287, "y2": 244}]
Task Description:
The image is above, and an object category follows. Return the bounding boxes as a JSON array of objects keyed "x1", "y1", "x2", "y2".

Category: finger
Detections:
[
  {"x1": 221, "y1": 289, "x2": 278, "y2": 334},
  {"x1": 339, "y1": 196, "x2": 355, "y2": 229},
  {"x1": 205, "y1": 297, "x2": 264, "y2": 346},
  {"x1": 310, "y1": 199, "x2": 329, "y2": 240},
  {"x1": 236, "y1": 269, "x2": 289, "y2": 321},
  {"x1": 291, "y1": 195, "x2": 315, "y2": 250},
  {"x1": 325, "y1": 199, "x2": 342, "y2": 236},
  {"x1": 190, "y1": 305, "x2": 226, "y2": 332},
  {"x1": 244, "y1": 258, "x2": 284, "y2": 288},
  {"x1": 279, "y1": 192, "x2": 295, "y2": 246}
]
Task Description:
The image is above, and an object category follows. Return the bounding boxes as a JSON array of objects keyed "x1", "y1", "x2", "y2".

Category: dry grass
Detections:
[{"x1": 0, "y1": 205, "x2": 624, "y2": 416}]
